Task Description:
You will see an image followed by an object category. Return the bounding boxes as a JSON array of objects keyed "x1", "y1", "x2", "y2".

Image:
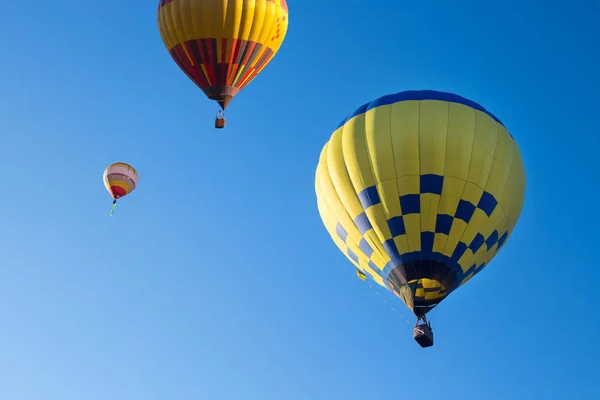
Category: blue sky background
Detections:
[{"x1": 1, "y1": 1, "x2": 599, "y2": 399}]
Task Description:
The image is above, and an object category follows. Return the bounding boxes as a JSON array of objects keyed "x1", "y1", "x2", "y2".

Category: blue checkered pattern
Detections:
[
  {"x1": 342, "y1": 174, "x2": 509, "y2": 289},
  {"x1": 335, "y1": 222, "x2": 388, "y2": 284}
]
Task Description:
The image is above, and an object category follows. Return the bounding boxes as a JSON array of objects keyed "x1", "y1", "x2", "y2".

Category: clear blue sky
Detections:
[{"x1": 1, "y1": 1, "x2": 598, "y2": 399}]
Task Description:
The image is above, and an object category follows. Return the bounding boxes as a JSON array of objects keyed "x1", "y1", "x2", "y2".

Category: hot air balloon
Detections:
[
  {"x1": 315, "y1": 90, "x2": 526, "y2": 348},
  {"x1": 103, "y1": 162, "x2": 138, "y2": 216},
  {"x1": 157, "y1": 0, "x2": 289, "y2": 129}
]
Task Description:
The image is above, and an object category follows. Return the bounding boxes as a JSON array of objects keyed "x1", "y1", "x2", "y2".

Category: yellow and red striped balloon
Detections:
[
  {"x1": 103, "y1": 162, "x2": 138, "y2": 215},
  {"x1": 157, "y1": 0, "x2": 289, "y2": 111}
]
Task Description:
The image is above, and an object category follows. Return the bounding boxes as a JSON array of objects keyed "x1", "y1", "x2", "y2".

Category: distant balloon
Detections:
[
  {"x1": 315, "y1": 90, "x2": 526, "y2": 347},
  {"x1": 103, "y1": 162, "x2": 138, "y2": 216},
  {"x1": 157, "y1": 0, "x2": 289, "y2": 128}
]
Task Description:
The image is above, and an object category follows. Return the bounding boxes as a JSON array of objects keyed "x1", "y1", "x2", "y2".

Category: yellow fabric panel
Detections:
[
  {"x1": 316, "y1": 150, "x2": 363, "y2": 247},
  {"x1": 377, "y1": 180, "x2": 402, "y2": 220},
  {"x1": 237, "y1": 1, "x2": 257, "y2": 42},
  {"x1": 316, "y1": 146, "x2": 351, "y2": 223},
  {"x1": 484, "y1": 158, "x2": 513, "y2": 203},
  {"x1": 418, "y1": 100, "x2": 449, "y2": 176},
  {"x1": 445, "y1": 103, "x2": 476, "y2": 180},
  {"x1": 201, "y1": 0, "x2": 220, "y2": 41},
  {"x1": 403, "y1": 214, "x2": 421, "y2": 252},
  {"x1": 494, "y1": 125, "x2": 514, "y2": 163},
  {"x1": 397, "y1": 176, "x2": 420, "y2": 198},
  {"x1": 421, "y1": 278, "x2": 444, "y2": 291},
  {"x1": 495, "y1": 217, "x2": 510, "y2": 241},
  {"x1": 341, "y1": 114, "x2": 376, "y2": 193},
  {"x1": 442, "y1": 218, "x2": 468, "y2": 257},
  {"x1": 362, "y1": 228, "x2": 390, "y2": 265},
  {"x1": 325, "y1": 129, "x2": 364, "y2": 221},
  {"x1": 157, "y1": 4, "x2": 184, "y2": 50},
  {"x1": 393, "y1": 234, "x2": 411, "y2": 257},
  {"x1": 315, "y1": 191, "x2": 344, "y2": 242},
  {"x1": 415, "y1": 278, "x2": 446, "y2": 301},
  {"x1": 469, "y1": 244, "x2": 487, "y2": 271},
  {"x1": 356, "y1": 270, "x2": 367, "y2": 280},
  {"x1": 457, "y1": 248, "x2": 475, "y2": 273},
  {"x1": 477, "y1": 206, "x2": 506, "y2": 242},
  {"x1": 368, "y1": 249, "x2": 388, "y2": 270},
  {"x1": 315, "y1": 196, "x2": 340, "y2": 242},
  {"x1": 256, "y1": 3, "x2": 280, "y2": 48},
  {"x1": 364, "y1": 106, "x2": 396, "y2": 183},
  {"x1": 460, "y1": 208, "x2": 488, "y2": 245},
  {"x1": 223, "y1": 1, "x2": 243, "y2": 59},
  {"x1": 484, "y1": 127, "x2": 515, "y2": 199},
  {"x1": 467, "y1": 111, "x2": 498, "y2": 189},
  {"x1": 500, "y1": 149, "x2": 526, "y2": 225},
  {"x1": 420, "y1": 193, "x2": 441, "y2": 234},
  {"x1": 433, "y1": 232, "x2": 448, "y2": 254},
  {"x1": 246, "y1": 0, "x2": 268, "y2": 43},
  {"x1": 437, "y1": 176, "x2": 466, "y2": 215},
  {"x1": 364, "y1": 203, "x2": 393, "y2": 253},
  {"x1": 420, "y1": 280, "x2": 434, "y2": 291},
  {"x1": 390, "y1": 101, "x2": 420, "y2": 178},
  {"x1": 461, "y1": 181, "x2": 484, "y2": 205}
]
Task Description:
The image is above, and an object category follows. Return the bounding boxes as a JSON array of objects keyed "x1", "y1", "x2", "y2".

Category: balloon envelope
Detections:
[
  {"x1": 103, "y1": 162, "x2": 138, "y2": 200},
  {"x1": 315, "y1": 90, "x2": 526, "y2": 317},
  {"x1": 157, "y1": 0, "x2": 289, "y2": 110}
]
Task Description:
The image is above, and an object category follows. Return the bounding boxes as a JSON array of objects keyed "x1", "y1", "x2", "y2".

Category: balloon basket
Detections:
[
  {"x1": 414, "y1": 323, "x2": 434, "y2": 348},
  {"x1": 215, "y1": 111, "x2": 225, "y2": 129}
]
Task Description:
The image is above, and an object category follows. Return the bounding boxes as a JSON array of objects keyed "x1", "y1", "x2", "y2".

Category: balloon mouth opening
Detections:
[
  {"x1": 386, "y1": 260, "x2": 460, "y2": 315},
  {"x1": 204, "y1": 86, "x2": 240, "y2": 110},
  {"x1": 110, "y1": 186, "x2": 127, "y2": 199}
]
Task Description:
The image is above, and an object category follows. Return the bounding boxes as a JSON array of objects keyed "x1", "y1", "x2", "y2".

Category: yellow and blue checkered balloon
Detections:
[{"x1": 315, "y1": 90, "x2": 526, "y2": 318}]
